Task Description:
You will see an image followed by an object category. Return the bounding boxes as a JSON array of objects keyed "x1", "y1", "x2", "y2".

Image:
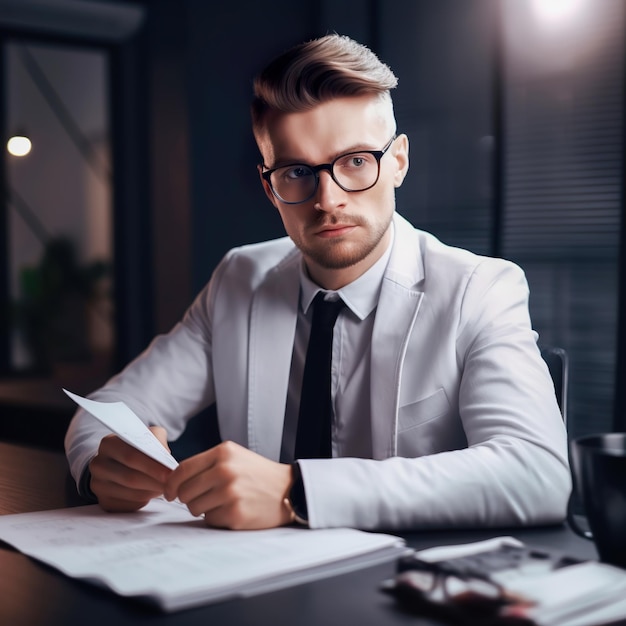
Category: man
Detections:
[{"x1": 65, "y1": 34, "x2": 570, "y2": 531}]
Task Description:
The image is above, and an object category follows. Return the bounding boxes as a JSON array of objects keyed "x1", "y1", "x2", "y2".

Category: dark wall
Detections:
[
  {"x1": 377, "y1": 0, "x2": 496, "y2": 253},
  {"x1": 185, "y1": 1, "x2": 316, "y2": 295},
  {"x1": 146, "y1": 0, "x2": 192, "y2": 335}
]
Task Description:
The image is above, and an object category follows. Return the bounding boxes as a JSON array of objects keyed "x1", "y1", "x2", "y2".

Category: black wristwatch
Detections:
[{"x1": 284, "y1": 462, "x2": 309, "y2": 526}]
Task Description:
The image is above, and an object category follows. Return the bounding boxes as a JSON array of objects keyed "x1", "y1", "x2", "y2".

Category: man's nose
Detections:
[{"x1": 314, "y1": 170, "x2": 346, "y2": 211}]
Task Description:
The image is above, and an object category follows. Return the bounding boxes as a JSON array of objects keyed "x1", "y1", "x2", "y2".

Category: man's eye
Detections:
[
  {"x1": 337, "y1": 153, "x2": 372, "y2": 169},
  {"x1": 285, "y1": 166, "x2": 312, "y2": 180}
]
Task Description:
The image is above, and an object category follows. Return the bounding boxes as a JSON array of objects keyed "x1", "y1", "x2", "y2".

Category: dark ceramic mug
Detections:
[{"x1": 568, "y1": 433, "x2": 626, "y2": 568}]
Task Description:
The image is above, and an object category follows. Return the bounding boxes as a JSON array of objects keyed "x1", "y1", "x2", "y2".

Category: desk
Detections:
[{"x1": 0, "y1": 441, "x2": 621, "y2": 626}]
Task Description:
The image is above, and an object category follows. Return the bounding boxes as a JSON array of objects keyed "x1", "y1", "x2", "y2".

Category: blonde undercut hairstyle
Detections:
[{"x1": 251, "y1": 34, "x2": 398, "y2": 139}]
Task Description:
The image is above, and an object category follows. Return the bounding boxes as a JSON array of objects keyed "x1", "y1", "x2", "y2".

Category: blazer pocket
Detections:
[{"x1": 398, "y1": 388, "x2": 450, "y2": 433}]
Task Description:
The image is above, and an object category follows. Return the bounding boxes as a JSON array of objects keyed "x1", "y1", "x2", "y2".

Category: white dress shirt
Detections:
[{"x1": 280, "y1": 226, "x2": 395, "y2": 462}]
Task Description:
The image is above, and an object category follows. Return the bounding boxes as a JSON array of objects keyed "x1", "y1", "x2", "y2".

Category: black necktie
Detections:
[{"x1": 295, "y1": 293, "x2": 345, "y2": 459}]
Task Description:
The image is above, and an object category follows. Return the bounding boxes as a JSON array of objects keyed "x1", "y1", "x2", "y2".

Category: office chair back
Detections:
[{"x1": 540, "y1": 346, "x2": 569, "y2": 425}]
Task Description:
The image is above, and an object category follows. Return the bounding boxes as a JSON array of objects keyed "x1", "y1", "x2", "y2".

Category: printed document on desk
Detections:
[{"x1": 0, "y1": 498, "x2": 406, "y2": 611}]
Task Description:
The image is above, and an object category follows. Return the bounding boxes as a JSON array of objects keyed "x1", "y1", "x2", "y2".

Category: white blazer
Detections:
[{"x1": 65, "y1": 213, "x2": 571, "y2": 530}]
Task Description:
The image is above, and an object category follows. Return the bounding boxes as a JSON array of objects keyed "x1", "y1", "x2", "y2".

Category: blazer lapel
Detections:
[
  {"x1": 247, "y1": 257, "x2": 300, "y2": 460},
  {"x1": 370, "y1": 214, "x2": 425, "y2": 459}
]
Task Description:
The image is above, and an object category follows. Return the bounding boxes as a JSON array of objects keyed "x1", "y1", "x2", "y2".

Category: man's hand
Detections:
[
  {"x1": 163, "y1": 441, "x2": 293, "y2": 530},
  {"x1": 89, "y1": 426, "x2": 172, "y2": 512}
]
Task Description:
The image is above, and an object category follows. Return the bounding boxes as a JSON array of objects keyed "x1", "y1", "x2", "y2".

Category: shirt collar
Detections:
[{"x1": 299, "y1": 222, "x2": 395, "y2": 321}]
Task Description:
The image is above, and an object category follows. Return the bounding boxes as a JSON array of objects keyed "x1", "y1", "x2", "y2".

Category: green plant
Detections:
[{"x1": 12, "y1": 236, "x2": 110, "y2": 372}]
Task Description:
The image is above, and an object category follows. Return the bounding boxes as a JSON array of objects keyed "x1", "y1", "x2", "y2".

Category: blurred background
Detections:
[{"x1": 0, "y1": 0, "x2": 624, "y2": 450}]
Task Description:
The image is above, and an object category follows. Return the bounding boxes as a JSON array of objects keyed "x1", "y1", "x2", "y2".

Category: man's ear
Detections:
[
  {"x1": 258, "y1": 164, "x2": 278, "y2": 207},
  {"x1": 392, "y1": 133, "x2": 410, "y2": 188}
]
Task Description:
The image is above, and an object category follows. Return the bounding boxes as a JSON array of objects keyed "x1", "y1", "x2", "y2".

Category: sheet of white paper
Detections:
[
  {"x1": 506, "y1": 560, "x2": 626, "y2": 626},
  {"x1": 63, "y1": 389, "x2": 178, "y2": 470},
  {"x1": 0, "y1": 499, "x2": 405, "y2": 611},
  {"x1": 415, "y1": 536, "x2": 523, "y2": 562}
]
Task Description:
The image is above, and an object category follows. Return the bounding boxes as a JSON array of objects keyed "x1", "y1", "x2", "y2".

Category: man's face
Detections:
[{"x1": 257, "y1": 95, "x2": 409, "y2": 289}]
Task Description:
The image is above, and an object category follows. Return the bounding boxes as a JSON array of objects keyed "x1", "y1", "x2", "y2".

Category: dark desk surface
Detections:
[{"x1": 0, "y1": 441, "x2": 620, "y2": 626}]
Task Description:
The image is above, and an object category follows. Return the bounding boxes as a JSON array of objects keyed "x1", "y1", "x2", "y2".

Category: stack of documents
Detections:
[{"x1": 0, "y1": 498, "x2": 406, "y2": 611}]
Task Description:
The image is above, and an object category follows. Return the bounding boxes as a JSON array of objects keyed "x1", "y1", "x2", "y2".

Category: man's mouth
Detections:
[{"x1": 314, "y1": 223, "x2": 357, "y2": 238}]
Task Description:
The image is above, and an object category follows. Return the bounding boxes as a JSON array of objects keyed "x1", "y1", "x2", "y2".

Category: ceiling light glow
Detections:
[
  {"x1": 531, "y1": 0, "x2": 586, "y2": 24},
  {"x1": 7, "y1": 135, "x2": 32, "y2": 157}
]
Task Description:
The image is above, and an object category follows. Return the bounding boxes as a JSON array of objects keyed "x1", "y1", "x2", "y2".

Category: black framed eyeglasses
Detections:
[{"x1": 261, "y1": 134, "x2": 397, "y2": 205}]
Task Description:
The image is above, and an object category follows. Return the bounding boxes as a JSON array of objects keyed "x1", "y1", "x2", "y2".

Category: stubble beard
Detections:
[{"x1": 295, "y1": 213, "x2": 392, "y2": 270}]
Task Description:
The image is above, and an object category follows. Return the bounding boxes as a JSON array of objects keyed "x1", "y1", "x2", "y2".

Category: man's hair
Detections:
[{"x1": 251, "y1": 34, "x2": 398, "y2": 137}]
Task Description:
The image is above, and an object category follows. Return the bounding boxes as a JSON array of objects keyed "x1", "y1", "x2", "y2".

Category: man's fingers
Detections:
[
  {"x1": 92, "y1": 481, "x2": 161, "y2": 511},
  {"x1": 97, "y1": 434, "x2": 171, "y2": 483},
  {"x1": 90, "y1": 454, "x2": 167, "y2": 493},
  {"x1": 174, "y1": 468, "x2": 228, "y2": 517},
  {"x1": 164, "y1": 448, "x2": 218, "y2": 501},
  {"x1": 149, "y1": 426, "x2": 170, "y2": 451},
  {"x1": 89, "y1": 432, "x2": 173, "y2": 512}
]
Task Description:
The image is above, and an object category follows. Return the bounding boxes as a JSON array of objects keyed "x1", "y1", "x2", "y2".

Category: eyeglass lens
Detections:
[{"x1": 269, "y1": 151, "x2": 381, "y2": 204}]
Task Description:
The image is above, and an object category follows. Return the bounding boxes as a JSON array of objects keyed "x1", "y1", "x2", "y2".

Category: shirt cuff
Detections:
[{"x1": 77, "y1": 465, "x2": 98, "y2": 503}]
